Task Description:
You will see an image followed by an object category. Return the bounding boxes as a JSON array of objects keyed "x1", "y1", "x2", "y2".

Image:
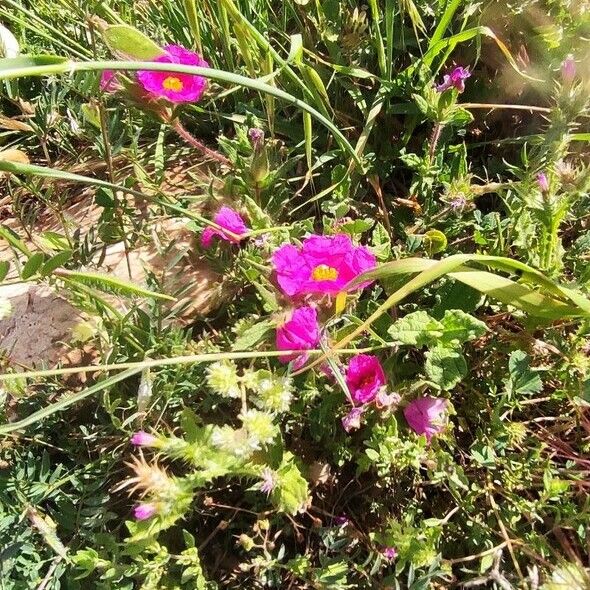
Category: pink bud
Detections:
[
  {"x1": 561, "y1": 55, "x2": 576, "y2": 84},
  {"x1": 133, "y1": 503, "x2": 157, "y2": 520},
  {"x1": 375, "y1": 390, "x2": 401, "y2": 410},
  {"x1": 382, "y1": 546, "x2": 397, "y2": 560},
  {"x1": 130, "y1": 431, "x2": 157, "y2": 447},
  {"x1": 536, "y1": 172, "x2": 549, "y2": 193}
]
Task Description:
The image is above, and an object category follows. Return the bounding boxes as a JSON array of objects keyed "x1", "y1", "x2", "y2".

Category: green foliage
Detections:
[{"x1": 0, "y1": 0, "x2": 589, "y2": 588}]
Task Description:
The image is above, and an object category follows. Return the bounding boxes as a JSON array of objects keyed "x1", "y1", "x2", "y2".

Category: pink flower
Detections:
[
  {"x1": 133, "y1": 503, "x2": 157, "y2": 520},
  {"x1": 260, "y1": 467, "x2": 277, "y2": 495},
  {"x1": 137, "y1": 44, "x2": 209, "y2": 103},
  {"x1": 100, "y1": 70, "x2": 118, "y2": 92},
  {"x1": 436, "y1": 66, "x2": 471, "y2": 93},
  {"x1": 537, "y1": 172, "x2": 549, "y2": 193},
  {"x1": 404, "y1": 396, "x2": 448, "y2": 442},
  {"x1": 342, "y1": 406, "x2": 365, "y2": 432},
  {"x1": 276, "y1": 306, "x2": 320, "y2": 369},
  {"x1": 130, "y1": 431, "x2": 158, "y2": 447},
  {"x1": 561, "y1": 55, "x2": 576, "y2": 84},
  {"x1": 201, "y1": 206, "x2": 249, "y2": 247},
  {"x1": 382, "y1": 546, "x2": 397, "y2": 560},
  {"x1": 272, "y1": 234, "x2": 376, "y2": 297},
  {"x1": 345, "y1": 354, "x2": 386, "y2": 405}
]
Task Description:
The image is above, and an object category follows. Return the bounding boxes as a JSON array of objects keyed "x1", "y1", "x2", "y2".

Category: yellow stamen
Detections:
[
  {"x1": 162, "y1": 76, "x2": 184, "y2": 92},
  {"x1": 312, "y1": 264, "x2": 339, "y2": 281}
]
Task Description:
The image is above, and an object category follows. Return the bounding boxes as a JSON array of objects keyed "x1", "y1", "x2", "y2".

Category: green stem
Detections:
[
  {"x1": 0, "y1": 59, "x2": 362, "y2": 170},
  {"x1": 0, "y1": 344, "x2": 396, "y2": 382}
]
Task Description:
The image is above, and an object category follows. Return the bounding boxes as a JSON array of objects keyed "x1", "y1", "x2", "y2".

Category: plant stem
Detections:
[{"x1": 172, "y1": 120, "x2": 230, "y2": 166}]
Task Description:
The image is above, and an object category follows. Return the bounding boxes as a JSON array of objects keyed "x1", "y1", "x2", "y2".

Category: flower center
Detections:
[
  {"x1": 312, "y1": 264, "x2": 339, "y2": 281},
  {"x1": 162, "y1": 76, "x2": 184, "y2": 92}
]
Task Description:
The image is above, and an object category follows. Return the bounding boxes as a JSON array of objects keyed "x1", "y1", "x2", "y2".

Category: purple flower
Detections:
[
  {"x1": 334, "y1": 515, "x2": 350, "y2": 526},
  {"x1": 404, "y1": 396, "x2": 448, "y2": 442},
  {"x1": 133, "y1": 503, "x2": 157, "y2": 520},
  {"x1": 436, "y1": 66, "x2": 471, "y2": 93},
  {"x1": 537, "y1": 172, "x2": 549, "y2": 193},
  {"x1": 260, "y1": 467, "x2": 277, "y2": 495},
  {"x1": 382, "y1": 546, "x2": 397, "y2": 560},
  {"x1": 342, "y1": 406, "x2": 365, "y2": 433},
  {"x1": 561, "y1": 55, "x2": 576, "y2": 84},
  {"x1": 248, "y1": 128, "x2": 265, "y2": 151},
  {"x1": 130, "y1": 431, "x2": 158, "y2": 447},
  {"x1": 276, "y1": 306, "x2": 320, "y2": 369},
  {"x1": 345, "y1": 354, "x2": 386, "y2": 405},
  {"x1": 201, "y1": 206, "x2": 249, "y2": 247},
  {"x1": 137, "y1": 44, "x2": 209, "y2": 103}
]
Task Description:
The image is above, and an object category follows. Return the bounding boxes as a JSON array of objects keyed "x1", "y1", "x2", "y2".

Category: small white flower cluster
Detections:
[
  {"x1": 205, "y1": 361, "x2": 242, "y2": 399},
  {"x1": 211, "y1": 409, "x2": 278, "y2": 458},
  {"x1": 205, "y1": 363, "x2": 293, "y2": 413}
]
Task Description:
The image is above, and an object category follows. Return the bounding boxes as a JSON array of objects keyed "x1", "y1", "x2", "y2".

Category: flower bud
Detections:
[
  {"x1": 130, "y1": 431, "x2": 158, "y2": 447},
  {"x1": 561, "y1": 54, "x2": 576, "y2": 85},
  {"x1": 248, "y1": 127, "x2": 265, "y2": 151},
  {"x1": 536, "y1": 172, "x2": 550, "y2": 193},
  {"x1": 133, "y1": 503, "x2": 157, "y2": 520},
  {"x1": 239, "y1": 534, "x2": 255, "y2": 551}
]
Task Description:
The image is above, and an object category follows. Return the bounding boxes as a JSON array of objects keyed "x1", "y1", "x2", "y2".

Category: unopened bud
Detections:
[{"x1": 561, "y1": 55, "x2": 576, "y2": 85}]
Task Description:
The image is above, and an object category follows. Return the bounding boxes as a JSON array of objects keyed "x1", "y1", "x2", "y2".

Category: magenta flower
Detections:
[
  {"x1": 137, "y1": 44, "x2": 209, "y2": 103},
  {"x1": 133, "y1": 503, "x2": 157, "y2": 521},
  {"x1": 436, "y1": 66, "x2": 471, "y2": 93},
  {"x1": 404, "y1": 396, "x2": 448, "y2": 442},
  {"x1": 382, "y1": 546, "x2": 397, "y2": 560},
  {"x1": 272, "y1": 234, "x2": 376, "y2": 297},
  {"x1": 201, "y1": 206, "x2": 249, "y2": 247},
  {"x1": 345, "y1": 354, "x2": 386, "y2": 405},
  {"x1": 561, "y1": 55, "x2": 576, "y2": 84},
  {"x1": 342, "y1": 406, "x2": 365, "y2": 433},
  {"x1": 130, "y1": 431, "x2": 158, "y2": 447},
  {"x1": 260, "y1": 467, "x2": 277, "y2": 496},
  {"x1": 100, "y1": 70, "x2": 118, "y2": 92},
  {"x1": 536, "y1": 172, "x2": 549, "y2": 193},
  {"x1": 276, "y1": 306, "x2": 320, "y2": 369}
]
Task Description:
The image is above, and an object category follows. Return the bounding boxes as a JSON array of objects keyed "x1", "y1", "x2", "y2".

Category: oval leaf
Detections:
[
  {"x1": 41, "y1": 250, "x2": 73, "y2": 276},
  {"x1": 101, "y1": 25, "x2": 164, "y2": 60},
  {"x1": 21, "y1": 252, "x2": 45, "y2": 279}
]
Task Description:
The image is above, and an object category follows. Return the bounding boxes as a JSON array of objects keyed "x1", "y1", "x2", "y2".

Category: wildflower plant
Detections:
[{"x1": 0, "y1": 2, "x2": 589, "y2": 589}]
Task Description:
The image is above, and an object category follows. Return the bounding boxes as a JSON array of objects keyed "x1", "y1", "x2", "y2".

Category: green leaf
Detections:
[
  {"x1": 0, "y1": 367, "x2": 142, "y2": 434},
  {"x1": 57, "y1": 269, "x2": 175, "y2": 302},
  {"x1": 439, "y1": 309, "x2": 487, "y2": 347},
  {"x1": 0, "y1": 224, "x2": 31, "y2": 256},
  {"x1": 232, "y1": 320, "x2": 273, "y2": 351},
  {"x1": 101, "y1": 25, "x2": 164, "y2": 60},
  {"x1": 425, "y1": 346, "x2": 467, "y2": 390},
  {"x1": 387, "y1": 311, "x2": 443, "y2": 346},
  {"x1": 21, "y1": 252, "x2": 45, "y2": 279},
  {"x1": 271, "y1": 453, "x2": 309, "y2": 515},
  {"x1": 0, "y1": 55, "x2": 67, "y2": 76},
  {"x1": 0, "y1": 260, "x2": 9, "y2": 282},
  {"x1": 504, "y1": 350, "x2": 543, "y2": 397},
  {"x1": 40, "y1": 250, "x2": 72, "y2": 276}
]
